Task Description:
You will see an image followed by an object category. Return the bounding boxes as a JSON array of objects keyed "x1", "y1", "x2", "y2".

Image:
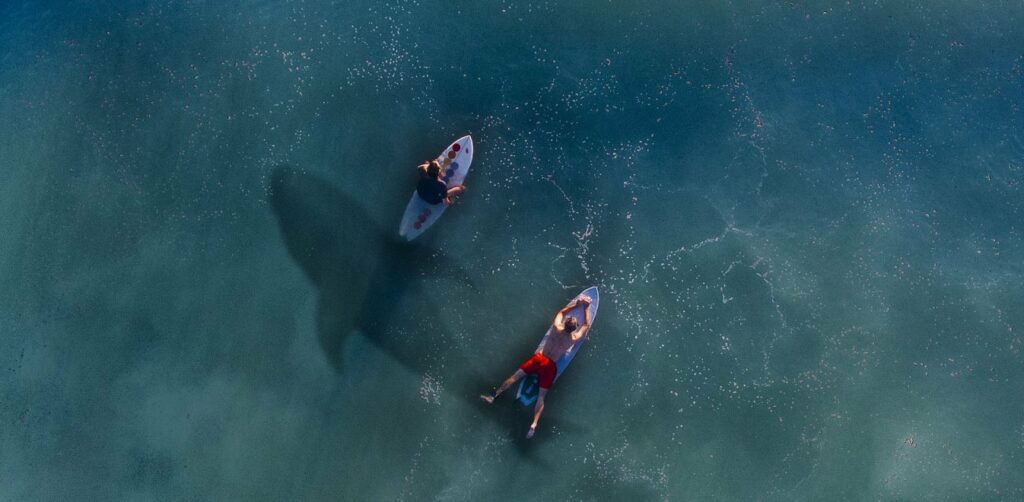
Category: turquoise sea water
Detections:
[{"x1": 3, "y1": 1, "x2": 1024, "y2": 499}]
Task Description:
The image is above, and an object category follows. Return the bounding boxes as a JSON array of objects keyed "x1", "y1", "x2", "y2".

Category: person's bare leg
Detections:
[
  {"x1": 481, "y1": 369, "x2": 525, "y2": 403},
  {"x1": 526, "y1": 388, "x2": 548, "y2": 438},
  {"x1": 444, "y1": 185, "x2": 466, "y2": 205}
]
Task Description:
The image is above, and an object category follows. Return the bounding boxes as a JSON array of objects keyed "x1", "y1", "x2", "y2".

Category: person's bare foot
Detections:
[
  {"x1": 480, "y1": 393, "x2": 495, "y2": 404},
  {"x1": 526, "y1": 425, "x2": 537, "y2": 439}
]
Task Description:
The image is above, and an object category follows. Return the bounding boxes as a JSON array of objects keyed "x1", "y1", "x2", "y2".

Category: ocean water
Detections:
[{"x1": 2, "y1": 0, "x2": 1024, "y2": 499}]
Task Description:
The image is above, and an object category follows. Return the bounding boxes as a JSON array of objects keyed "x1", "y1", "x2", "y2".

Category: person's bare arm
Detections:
[
  {"x1": 571, "y1": 302, "x2": 593, "y2": 341},
  {"x1": 553, "y1": 299, "x2": 579, "y2": 330},
  {"x1": 569, "y1": 298, "x2": 593, "y2": 341},
  {"x1": 541, "y1": 298, "x2": 581, "y2": 352},
  {"x1": 417, "y1": 162, "x2": 429, "y2": 175}
]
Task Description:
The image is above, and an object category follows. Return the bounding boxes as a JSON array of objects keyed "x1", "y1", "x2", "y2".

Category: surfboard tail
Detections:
[{"x1": 516, "y1": 375, "x2": 540, "y2": 406}]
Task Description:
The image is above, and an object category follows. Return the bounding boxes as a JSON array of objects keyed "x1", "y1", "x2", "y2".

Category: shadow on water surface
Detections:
[{"x1": 269, "y1": 165, "x2": 584, "y2": 462}]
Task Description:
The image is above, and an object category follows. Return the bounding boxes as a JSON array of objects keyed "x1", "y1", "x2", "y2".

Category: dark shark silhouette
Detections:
[
  {"x1": 268, "y1": 166, "x2": 583, "y2": 454},
  {"x1": 268, "y1": 166, "x2": 491, "y2": 380}
]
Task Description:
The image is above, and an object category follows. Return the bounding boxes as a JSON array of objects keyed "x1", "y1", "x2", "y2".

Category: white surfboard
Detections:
[
  {"x1": 516, "y1": 287, "x2": 600, "y2": 406},
  {"x1": 398, "y1": 135, "x2": 473, "y2": 241}
]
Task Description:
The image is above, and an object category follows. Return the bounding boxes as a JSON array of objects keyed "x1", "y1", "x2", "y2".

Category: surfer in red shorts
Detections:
[{"x1": 481, "y1": 295, "x2": 593, "y2": 438}]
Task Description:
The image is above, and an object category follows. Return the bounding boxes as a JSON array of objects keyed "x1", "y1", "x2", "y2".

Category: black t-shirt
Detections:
[{"x1": 416, "y1": 176, "x2": 448, "y2": 205}]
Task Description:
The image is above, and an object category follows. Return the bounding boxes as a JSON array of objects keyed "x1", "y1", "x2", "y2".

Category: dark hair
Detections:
[
  {"x1": 564, "y1": 316, "x2": 578, "y2": 332},
  {"x1": 427, "y1": 161, "x2": 441, "y2": 178}
]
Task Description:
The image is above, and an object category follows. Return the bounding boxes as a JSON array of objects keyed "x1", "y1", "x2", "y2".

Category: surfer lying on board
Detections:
[
  {"x1": 417, "y1": 160, "x2": 466, "y2": 205},
  {"x1": 480, "y1": 295, "x2": 593, "y2": 438}
]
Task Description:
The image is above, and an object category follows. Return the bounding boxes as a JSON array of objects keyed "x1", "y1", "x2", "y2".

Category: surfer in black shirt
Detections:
[{"x1": 417, "y1": 160, "x2": 466, "y2": 205}]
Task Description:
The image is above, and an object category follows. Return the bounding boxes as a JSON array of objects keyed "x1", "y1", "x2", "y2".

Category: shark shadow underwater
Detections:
[{"x1": 268, "y1": 166, "x2": 584, "y2": 450}]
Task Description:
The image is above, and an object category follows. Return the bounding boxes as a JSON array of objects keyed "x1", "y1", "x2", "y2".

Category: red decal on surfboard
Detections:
[
  {"x1": 447, "y1": 151, "x2": 456, "y2": 159},
  {"x1": 452, "y1": 143, "x2": 460, "y2": 152}
]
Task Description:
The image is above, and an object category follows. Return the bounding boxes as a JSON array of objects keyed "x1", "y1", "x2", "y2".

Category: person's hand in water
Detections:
[{"x1": 479, "y1": 391, "x2": 496, "y2": 404}]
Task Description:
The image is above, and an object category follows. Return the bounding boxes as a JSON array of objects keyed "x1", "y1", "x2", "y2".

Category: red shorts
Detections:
[{"x1": 519, "y1": 353, "x2": 557, "y2": 389}]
